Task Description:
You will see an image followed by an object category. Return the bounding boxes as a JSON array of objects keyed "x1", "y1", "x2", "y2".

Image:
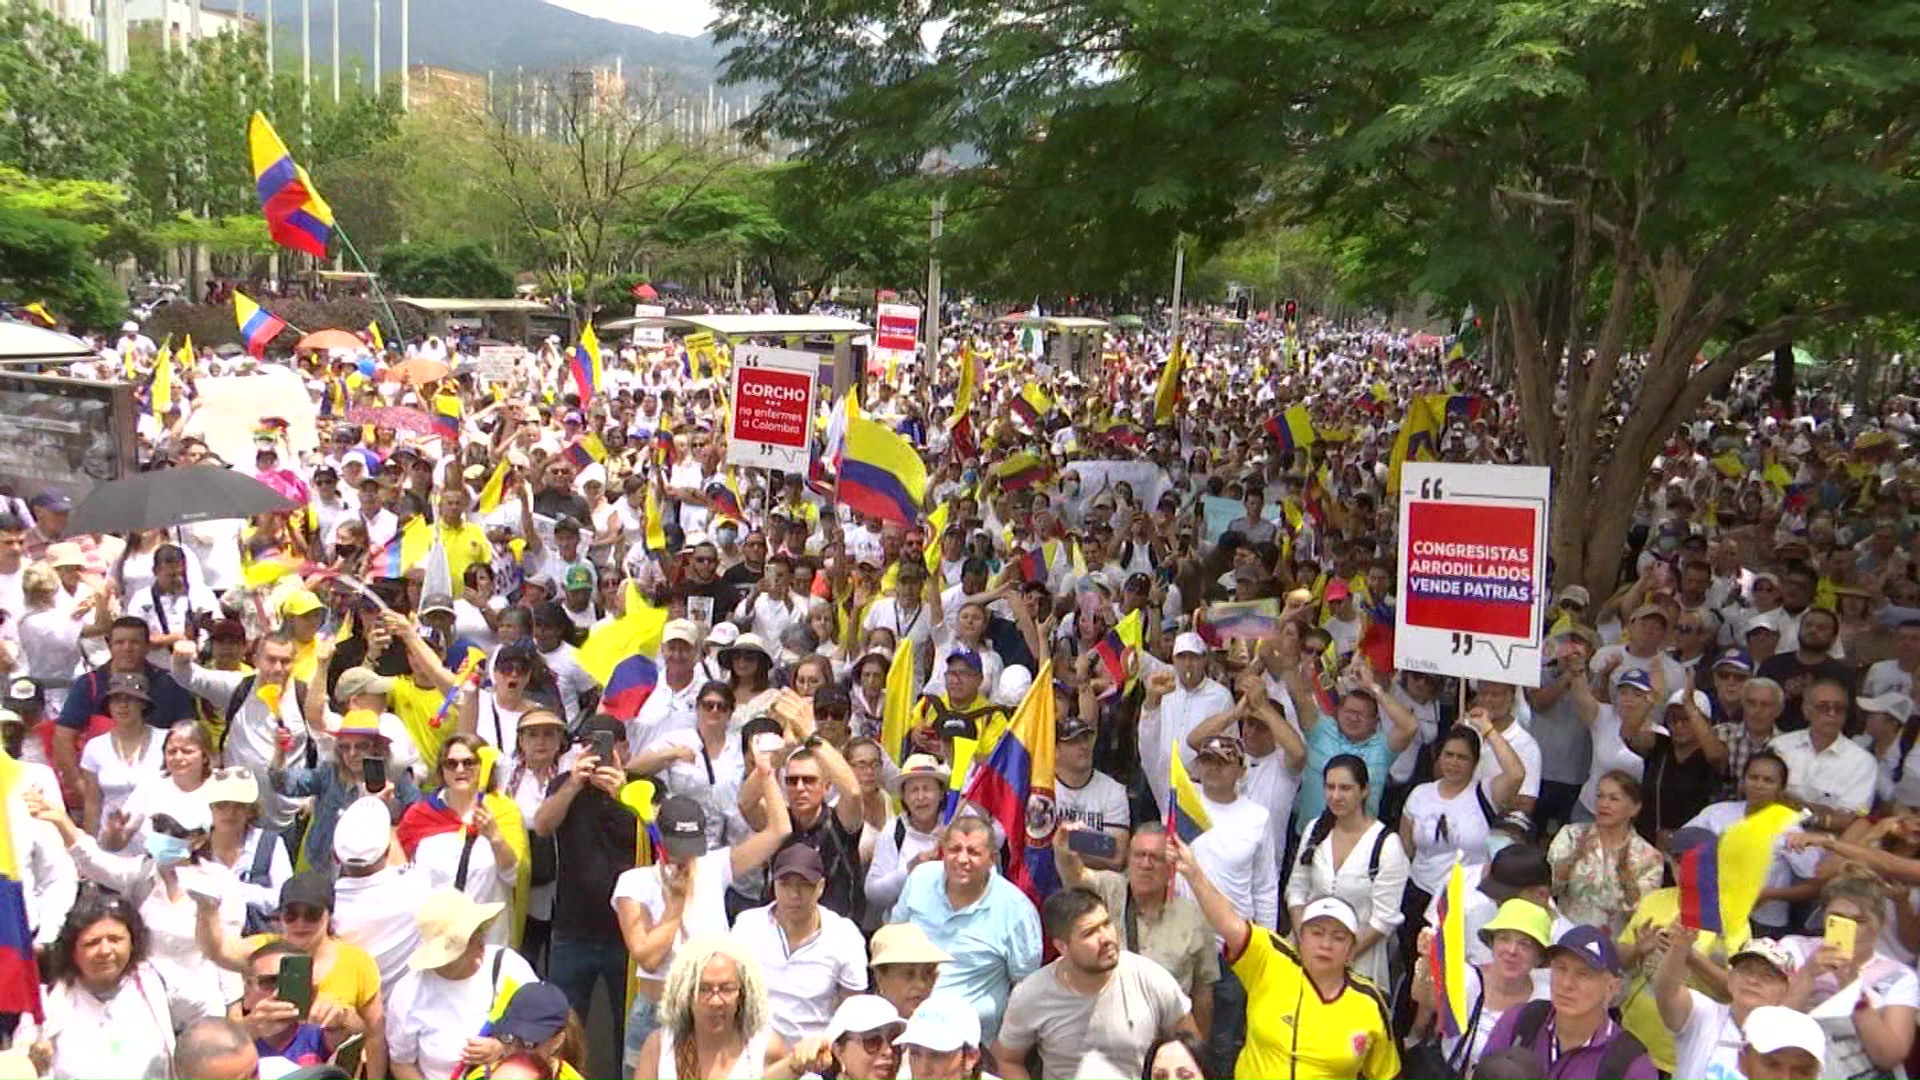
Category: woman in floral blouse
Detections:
[{"x1": 1548, "y1": 769, "x2": 1663, "y2": 936}]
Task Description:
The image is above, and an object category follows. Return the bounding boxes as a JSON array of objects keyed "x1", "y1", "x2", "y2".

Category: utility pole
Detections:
[
  {"x1": 330, "y1": 0, "x2": 339, "y2": 102},
  {"x1": 1170, "y1": 237, "x2": 1186, "y2": 349},
  {"x1": 190, "y1": 0, "x2": 202, "y2": 47},
  {"x1": 300, "y1": 0, "x2": 311, "y2": 112},
  {"x1": 399, "y1": 0, "x2": 410, "y2": 109},
  {"x1": 926, "y1": 192, "x2": 943, "y2": 358},
  {"x1": 371, "y1": 0, "x2": 381, "y2": 92}
]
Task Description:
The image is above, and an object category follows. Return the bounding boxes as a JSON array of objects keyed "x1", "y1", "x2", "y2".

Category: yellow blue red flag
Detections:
[{"x1": 248, "y1": 112, "x2": 335, "y2": 258}]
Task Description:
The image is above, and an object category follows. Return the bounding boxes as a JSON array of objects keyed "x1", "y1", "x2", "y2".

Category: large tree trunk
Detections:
[{"x1": 1772, "y1": 342, "x2": 1796, "y2": 413}]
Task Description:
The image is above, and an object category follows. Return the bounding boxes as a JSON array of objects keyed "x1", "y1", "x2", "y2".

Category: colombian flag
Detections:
[
  {"x1": 600, "y1": 654, "x2": 659, "y2": 720},
  {"x1": 1092, "y1": 610, "x2": 1143, "y2": 692},
  {"x1": 0, "y1": 750, "x2": 44, "y2": 1022},
  {"x1": 953, "y1": 345, "x2": 981, "y2": 421},
  {"x1": 234, "y1": 291, "x2": 288, "y2": 358},
  {"x1": 367, "y1": 321, "x2": 385, "y2": 353},
  {"x1": 1679, "y1": 803, "x2": 1803, "y2": 933},
  {"x1": 569, "y1": 324, "x2": 604, "y2": 402},
  {"x1": 705, "y1": 477, "x2": 745, "y2": 524},
  {"x1": 475, "y1": 459, "x2": 512, "y2": 516},
  {"x1": 840, "y1": 416, "x2": 928, "y2": 527},
  {"x1": 1010, "y1": 383, "x2": 1053, "y2": 429},
  {"x1": 1196, "y1": 599, "x2": 1281, "y2": 642},
  {"x1": 1265, "y1": 406, "x2": 1316, "y2": 454},
  {"x1": 1015, "y1": 546, "x2": 1048, "y2": 584},
  {"x1": 375, "y1": 532, "x2": 406, "y2": 579},
  {"x1": 577, "y1": 582, "x2": 668, "y2": 685},
  {"x1": 878, "y1": 638, "x2": 918, "y2": 766},
  {"x1": 990, "y1": 451, "x2": 1050, "y2": 492},
  {"x1": 959, "y1": 661, "x2": 1056, "y2": 904},
  {"x1": 1431, "y1": 858, "x2": 1470, "y2": 1038},
  {"x1": 248, "y1": 112, "x2": 335, "y2": 258},
  {"x1": 1167, "y1": 750, "x2": 1213, "y2": 843},
  {"x1": 1153, "y1": 341, "x2": 1185, "y2": 426},
  {"x1": 564, "y1": 435, "x2": 607, "y2": 470},
  {"x1": 431, "y1": 394, "x2": 462, "y2": 445}
]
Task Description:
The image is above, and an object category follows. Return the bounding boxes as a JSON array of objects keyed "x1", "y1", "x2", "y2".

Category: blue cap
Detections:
[
  {"x1": 28, "y1": 490, "x2": 72, "y2": 514},
  {"x1": 946, "y1": 648, "x2": 983, "y2": 673},
  {"x1": 1713, "y1": 648, "x2": 1754, "y2": 674},
  {"x1": 494, "y1": 982, "x2": 570, "y2": 1045},
  {"x1": 1618, "y1": 668, "x2": 1655, "y2": 693},
  {"x1": 1547, "y1": 924, "x2": 1622, "y2": 975}
]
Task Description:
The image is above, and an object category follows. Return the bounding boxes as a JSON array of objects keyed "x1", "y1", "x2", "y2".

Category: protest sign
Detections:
[
  {"x1": 1394, "y1": 462, "x2": 1551, "y2": 686},
  {"x1": 1201, "y1": 496, "x2": 1242, "y2": 545},
  {"x1": 1062, "y1": 460, "x2": 1173, "y2": 510},
  {"x1": 472, "y1": 344, "x2": 524, "y2": 382},
  {"x1": 727, "y1": 344, "x2": 818, "y2": 471},
  {"x1": 874, "y1": 303, "x2": 920, "y2": 365}
]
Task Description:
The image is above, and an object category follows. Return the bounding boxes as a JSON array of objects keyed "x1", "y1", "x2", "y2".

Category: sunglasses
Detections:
[
  {"x1": 847, "y1": 1027, "x2": 905, "y2": 1054},
  {"x1": 443, "y1": 757, "x2": 478, "y2": 772},
  {"x1": 280, "y1": 904, "x2": 326, "y2": 923},
  {"x1": 698, "y1": 699, "x2": 730, "y2": 712}
]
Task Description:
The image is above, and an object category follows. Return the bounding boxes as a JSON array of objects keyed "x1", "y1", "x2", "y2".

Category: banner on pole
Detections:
[
  {"x1": 727, "y1": 344, "x2": 819, "y2": 472},
  {"x1": 874, "y1": 303, "x2": 920, "y2": 365},
  {"x1": 1394, "y1": 462, "x2": 1552, "y2": 687}
]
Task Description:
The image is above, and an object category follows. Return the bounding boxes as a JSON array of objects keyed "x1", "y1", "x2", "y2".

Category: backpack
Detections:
[{"x1": 1509, "y1": 999, "x2": 1647, "y2": 1079}]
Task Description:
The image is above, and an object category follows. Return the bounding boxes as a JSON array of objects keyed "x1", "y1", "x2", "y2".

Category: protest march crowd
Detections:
[{"x1": 1, "y1": 301, "x2": 1918, "y2": 1080}]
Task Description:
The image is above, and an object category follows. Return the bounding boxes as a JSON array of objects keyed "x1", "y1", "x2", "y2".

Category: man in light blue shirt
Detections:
[
  {"x1": 888, "y1": 815, "x2": 1042, "y2": 1043},
  {"x1": 1281, "y1": 653, "x2": 1420, "y2": 831}
]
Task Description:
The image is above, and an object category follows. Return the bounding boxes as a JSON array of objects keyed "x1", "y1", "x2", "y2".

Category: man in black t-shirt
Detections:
[
  {"x1": 531, "y1": 712, "x2": 637, "y2": 1037},
  {"x1": 1756, "y1": 607, "x2": 1855, "y2": 732},
  {"x1": 771, "y1": 730, "x2": 868, "y2": 925}
]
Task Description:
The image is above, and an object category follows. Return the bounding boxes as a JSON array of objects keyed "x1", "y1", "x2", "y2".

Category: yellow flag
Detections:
[
  {"x1": 643, "y1": 482, "x2": 667, "y2": 554},
  {"x1": 922, "y1": 502, "x2": 950, "y2": 574},
  {"x1": 475, "y1": 459, "x2": 511, "y2": 515},
  {"x1": 578, "y1": 581, "x2": 669, "y2": 684},
  {"x1": 150, "y1": 340, "x2": 173, "y2": 418},
  {"x1": 1153, "y1": 341, "x2": 1185, "y2": 425},
  {"x1": 878, "y1": 638, "x2": 918, "y2": 765}
]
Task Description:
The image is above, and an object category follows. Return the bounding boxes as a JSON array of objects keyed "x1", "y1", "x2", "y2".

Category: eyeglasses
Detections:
[
  {"x1": 698, "y1": 700, "x2": 730, "y2": 712},
  {"x1": 696, "y1": 982, "x2": 741, "y2": 1000},
  {"x1": 848, "y1": 1027, "x2": 905, "y2": 1054},
  {"x1": 785, "y1": 775, "x2": 822, "y2": 787},
  {"x1": 443, "y1": 757, "x2": 478, "y2": 772},
  {"x1": 280, "y1": 904, "x2": 325, "y2": 924}
]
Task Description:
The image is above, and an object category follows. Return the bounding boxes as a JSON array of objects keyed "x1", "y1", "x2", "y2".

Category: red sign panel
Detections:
[
  {"x1": 1402, "y1": 501, "x2": 1539, "y2": 640},
  {"x1": 732, "y1": 366, "x2": 813, "y2": 451}
]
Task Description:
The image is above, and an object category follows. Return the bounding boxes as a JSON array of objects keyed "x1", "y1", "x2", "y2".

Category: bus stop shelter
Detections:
[
  {"x1": 396, "y1": 298, "x2": 568, "y2": 345},
  {"x1": 597, "y1": 313, "x2": 874, "y2": 398}
]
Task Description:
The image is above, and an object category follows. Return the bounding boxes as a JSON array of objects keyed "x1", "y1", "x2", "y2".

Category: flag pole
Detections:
[{"x1": 330, "y1": 221, "x2": 404, "y2": 347}]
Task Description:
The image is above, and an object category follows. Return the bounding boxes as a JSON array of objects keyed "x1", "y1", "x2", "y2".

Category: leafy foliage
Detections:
[
  {"x1": 378, "y1": 241, "x2": 515, "y2": 299},
  {"x1": 0, "y1": 200, "x2": 126, "y2": 328}
]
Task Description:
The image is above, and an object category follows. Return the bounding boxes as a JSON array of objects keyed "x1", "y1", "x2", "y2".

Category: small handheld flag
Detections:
[
  {"x1": 1166, "y1": 752, "x2": 1213, "y2": 843},
  {"x1": 234, "y1": 292, "x2": 288, "y2": 358},
  {"x1": 1431, "y1": 858, "x2": 1470, "y2": 1038},
  {"x1": 600, "y1": 654, "x2": 660, "y2": 720}
]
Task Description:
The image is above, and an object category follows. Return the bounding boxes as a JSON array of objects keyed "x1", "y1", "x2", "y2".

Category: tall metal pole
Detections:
[
  {"x1": 399, "y1": 0, "x2": 410, "y2": 109},
  {"x1": 926, "y1": 193, "x2": 943, "y2": 360},
  {"x1": 300, "y1": 0, "x2": 311, "y2": 111},
  {"x1": 1170, "y1": 237, "x2": 1186, "y2": 348},
  {"x1": 329, "y1": 0, "x2": 339, "y2": 102},
  {"x1": 371, "y1": 0, "x2": 380, "y2": 92},
  {"x1": 264, "y1": 0, "x2": 274, "y2": 78}
]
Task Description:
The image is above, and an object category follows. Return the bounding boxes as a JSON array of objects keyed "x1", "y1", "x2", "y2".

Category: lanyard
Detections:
[
  {"x1": 895, "y1": 601, "x2": 923, "y2": 641},
  {"x1": 700, "y1": 740, "x2": 716, "y2": 786}
]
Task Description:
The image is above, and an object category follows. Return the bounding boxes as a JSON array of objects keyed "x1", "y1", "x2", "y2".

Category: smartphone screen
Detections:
[
  {"x1": 276, "y1": 953, "x2": 314, "y2": 1017},
  {"x1": 751, "y1": 732, "x2": 784, "y2": 756},
  {"x1": 1066, "y1": 828, "x2": 1119, "y2": 861},
  {"x1": 591, "y1": 732, "x2": 615, "y2": 763},
  {"x1": 1825, "y1": 914, "x2": 1858, "y2": 955},
  {"x1": 362, "y1": 756, "x2": 387, "y2": 794}
]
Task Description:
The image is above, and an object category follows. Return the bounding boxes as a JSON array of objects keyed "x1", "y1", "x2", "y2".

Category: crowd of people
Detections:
[{"x1": 0, "y1": 305, "x2": 1915, "y2": 1080}]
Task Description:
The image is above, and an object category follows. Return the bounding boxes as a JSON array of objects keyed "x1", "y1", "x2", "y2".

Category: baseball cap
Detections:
[
  {"x1": 1546, "y1": 925, "x2": 1623, "y2": 975},
  {"x1": 1480, "y1": 844, "x2": 1553, "y2": 902},
  {"x1": 1555, "y1": 585, "x2": 1591, "y2": 608},
  {"x1": 824, "y1": 996, "x2": 904, "y2": 1046},
  {"x1": 706, "y1": 622, "x2": 740, "y2": 647},
  {"x1": 655, "y1": 795, "x2": 709, "y2": 859},
  {"x1": 563, "y1": 565, "x2": 593, "y2": 592},
  {"x1": 280, "y1": 590, "x2": 326, "y2": 618},
  {"x1": 771, "y1": 844, "x2": 825, "y2": 883},
  {"x1": 1195, "y1": 734, "x2": 1244, "y2": 762},
  {"x1": 661, "y1": 618, "x2": 701, "y2": 647},
  {"x1": 945, "y1": 648, "x2": 983, "y2": 673},
  {"x1": 1713, "y1": 648, "x2": 1755, "y2": 674},
  {"x1": 895, "y1": 994, "x2": 981, "y2": 1054},
  {"x1": 1325, "y1": 579, "x2": 1351, "y2": 602},
  {"x1": 493, "y1": 982, "x2": 571, "y2": 1046},
  {"x1": 333, "y1": 667, "x2": 395, "y2": 705},
  {"x1": 1858, "y1": 692, "x2": 1915, "y2": 724},
  {"x1": 1744, "y1": 609, "x2": 1786, "y2": 638},
  {"x1": 1299, "y1": 897, "x2": 1359, "y2": 935},
  {"x1": 105, "y1": 672, "x2": 150, "y2": 703},
  {"x1": 1743, "y1": 1006, "x2": 1826, "y2": 1061},
  {"x1": 1173, "y1": 632, "x2": 1208, "y2": 657},
  {"x1": 869, "y1": 922, "x2": 952, "y2": 967},
  {"x1": 1667, "y1": 689, "x2": 1712, "y2": 715},
  {"x1": 3, "y1": 679, "x2": 41, "y2": 709},
  {"x1": 1629, "y1": 603, "x2": 1669, "y2": 624},
  {"x1": 1729, "y1": 939, "x2": 1799, "y2": 977},
  {"x1": 1617, "y1": 668, "x2": 1655, "y2": 694},
  {"x1": 1057, "y1": 716, "x2": 1096, "y2": 741},
  {"x1": 418, "y1": 593, "x2": 456, "y2": 617},
  {"x1": 28, "y1": 491, "x2": 72, "y2": 514},
  {"x1": 279, "y1": 870, "x2": 335, "y2": 913},
  {"x1": 333, "y1": 795, "x2": 392, "y2": 868},
  {"x1": 202, "y1": 765, "x2": 260, "y2": 807}
]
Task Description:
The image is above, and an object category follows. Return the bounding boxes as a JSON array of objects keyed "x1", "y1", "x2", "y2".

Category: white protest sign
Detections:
[
  {"x1": 1393, "y1": 462, "x2": 1552, "y2": 687},
  {"x1": 633, "y1": 304, "x2": 665, "y2": 346},
  {"x1": 727, "y1": 344, "x2": 819, "y2": 472},
  {"x1": 1062, "y1": 460, "x2": 1174, "y2": 509},
  {"x1": 472, "y1": 344, "x2": 525, "y2": 383},
  {"x1": 874, "y1": 303, "x2": 920, "y2": 365}
]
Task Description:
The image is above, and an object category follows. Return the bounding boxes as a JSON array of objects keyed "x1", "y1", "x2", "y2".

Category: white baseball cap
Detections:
[
  {"x1": 894, "y1": 993, "x2": 980, "y2": 1054},
  {"x1": 1299, "y1": 896, "x2": 1359, "y2": 935},
  {"x1": 1173, "y1": 631, "x2": 1209, "y2": 657},
  {"x1": 1742, "y1": 1005, "x2": 1826, "y2": 1060},
  {"x1": 824, "y1": 995, "x2": 903, "y2": 1045},
  {"x1": 1858, "y1": 692, "x2": 1915, "y2": 724}
]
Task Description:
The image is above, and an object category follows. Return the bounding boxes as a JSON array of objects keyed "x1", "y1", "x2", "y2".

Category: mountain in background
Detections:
[{"x1": 259, "y1": 0, "x2": 730, "y2": 98}]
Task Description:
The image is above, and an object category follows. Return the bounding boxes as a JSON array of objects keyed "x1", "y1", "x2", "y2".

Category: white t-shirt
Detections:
[
  {"x1": 1669, "y1": 991, "x2": 1747, "y2": 1080},
  {"x1": 1579, "y1": 704, "x2": 1646, "y2": 813},
  {"x1": 387, "y1": 944, "x2": 538, "y2": 1080},
  {"x1": 730, "y1": 904, "x2": 869, "y2": 1042},
  {"x1": 1055, "y1": 770, "x2": 1131, "y2": 835},
  {"x1": 416, "y1": 830, "x2": 515, "y2": 946},
  {"x1": 1474, "y1": 721, "x2": 1543, "y2": 804},
  {"x1": 610, "y1": 848, "x2": 737, "y2": 982},
  {"x1": 80, "y1": 727, "x2": 168, "y2": 822},
  {"x1": 1400, "y1": 781, "x2": 1493, "y2": 894}
]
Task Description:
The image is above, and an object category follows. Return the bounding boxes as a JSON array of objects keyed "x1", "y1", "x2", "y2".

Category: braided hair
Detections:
[{"x1": 1298, "y1": 754, "x2": 1369, "y2": 867}]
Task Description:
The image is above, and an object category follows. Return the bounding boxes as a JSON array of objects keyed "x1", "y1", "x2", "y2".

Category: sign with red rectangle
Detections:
[
  {"x1": 727, "y1": 345, "x2": 819, "y2": 471},
  {"x1": 874, "y1": 302, "x2": 920, "y2": 363}
]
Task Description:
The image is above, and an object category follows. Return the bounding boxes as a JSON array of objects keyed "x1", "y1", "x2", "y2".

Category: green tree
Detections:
[
  {"x1": 0, "y1": 1, "x2": 128, "y2": 181},
  {"x1": 717, "y1": 0, "x2": 1920, "y2": 594},
  {"x1": 378, "y1": 241, "x2": 514, "y2": 298},
  {"x1": 0, "y1": 200, "x2": 126, "y2": 329}
]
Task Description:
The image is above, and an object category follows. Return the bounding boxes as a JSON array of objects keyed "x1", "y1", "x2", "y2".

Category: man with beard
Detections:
[
  {"x1": 989, "y1": 887, "x2": 1196, "y2": 1080},
  {"x1": 1756, "y1": 606, "x2": 1854, "y2": 731}
]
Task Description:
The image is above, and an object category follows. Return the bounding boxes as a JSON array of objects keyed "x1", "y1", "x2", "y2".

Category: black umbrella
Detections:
[{"x1": 68, "y1": 465, "x2": 300, "y2": 534}]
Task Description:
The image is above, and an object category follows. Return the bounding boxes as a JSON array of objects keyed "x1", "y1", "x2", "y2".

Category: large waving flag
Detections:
[
  {"x1": 1167, "y1": 750, "x2": 1213, "y2": 843},
  {"x1": 248, "y1": 112, "x2": 335, "y2": 258},
  {"x1": 1387, "y1": 393, "x2": 1445, "y2": 492},
  {"x1": 1679, "y1": 802, "x2": 1803, "y2": 933},
  {"x1": 1431, "y1": 858, "x2": 1470, "y2": 1039},
  {"x1": 840, "y1": 415, "x2": 928, "y2": 527},
  {"x1": 0, "y1": 750, "x2": 44, "y2": 1023},
  {"x1": 577, "y1": 581, "x2": 668, "y2": 685},
  {"x1": 1265, "y1": 405, "x2": 1316, "y2": 454},
  {"x1": 569, "y1": 324, "x2": 604, "y2": 402},
  {"x1": 1153, "y1": 341, "x2": 1185, "y2": 425},
  {"x1": 878, "y1": 638, "x2": 918, "y2": 766},
  {"x1": 959, "y1": 660, "x2": 1057, "y2": 904},
  {"x1": 234, "y1": 291, "x2": 288, "y2": 358}
]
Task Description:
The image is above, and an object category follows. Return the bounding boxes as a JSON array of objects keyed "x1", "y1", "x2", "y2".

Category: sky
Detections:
[{"x1": 542, "y1": 0, "x2": 720, "y2": 38}]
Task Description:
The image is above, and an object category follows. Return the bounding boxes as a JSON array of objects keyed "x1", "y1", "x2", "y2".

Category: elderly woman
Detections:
[
  {"x1": 27, "y1": 780, "x2": 245, "y2": 1012},
  {"x1": 17, "y1": 563, "x2": 105, "y2": 716},
  {"x1": 630, "y1": 934, "x2": 796, "y2": 1080},
  {"x1": 1410, "y1": 899, "x2": 1552, "y2": 1075},
  {"x1": 114, "y1": 719, "x2": 215, "y2": 851},
  {"x1": 273, "y1": 708, "x2": 423, "y2": 873},
  {"x1": 397, "y1": 732, "x2": 530, "y2": 948},
  {"x1": 1549, "y1": 770, "x2": 1663, "y2": 936},
  {"x1": 28, "y1": 890, "x2": 216, "y2": 1079},
  {"x1": 1776, "y1": 869, "x2": 1919, "y2": 1078},
  {"x1": 387, "y1": 888, "x2": 540, "y2": 1080},
  {"x1": 776, "y1": 996, "x2": 904, "y2": 1080},
  {"x1": 195, "y1": 765, "x2": 292, "y2": 933}
]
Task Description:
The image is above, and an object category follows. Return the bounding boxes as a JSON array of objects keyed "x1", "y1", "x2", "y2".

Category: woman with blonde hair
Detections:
[
  {"x1": 18, "y1": 561, "x2": 106, "y2": 716},
  {"x1": 1776, "y1": 867, "x2": 1919, "y2": 1078},
  {"x1": 630, "y1": 933, "x2": 795, "y2": 1080}
]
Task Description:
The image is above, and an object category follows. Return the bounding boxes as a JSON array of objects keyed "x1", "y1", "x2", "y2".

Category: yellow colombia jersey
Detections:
[{"x1": 1230, "y1": 928, "x2": 1400, "y2": 1080}]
